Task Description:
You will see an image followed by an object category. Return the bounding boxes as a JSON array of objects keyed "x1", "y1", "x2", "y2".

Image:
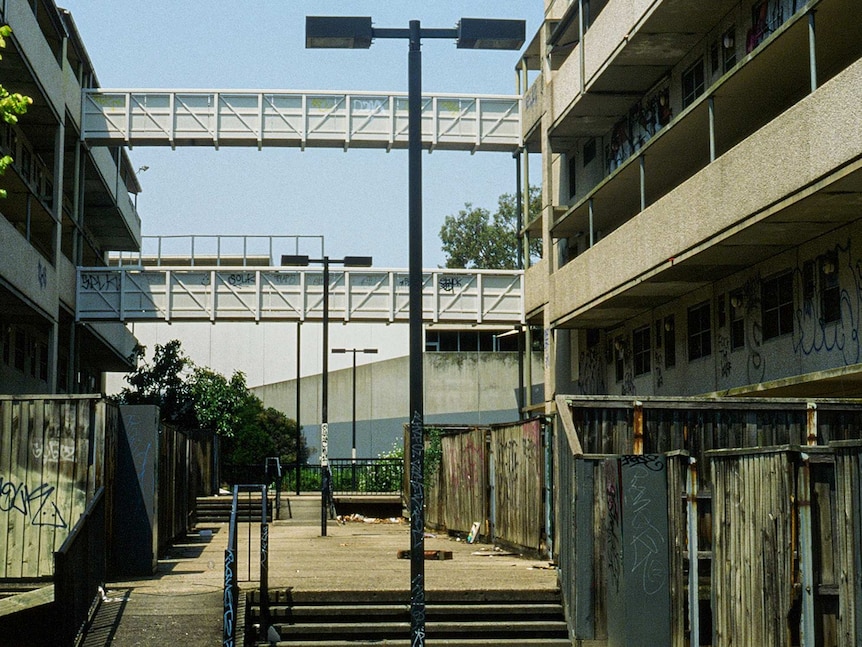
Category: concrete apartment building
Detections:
[
  {"x1": 517, "y1": 0, "x2": 862, "y2": 408},
  {"x1": 0, "y1": 0, "x2": 139, "y2": 395}
]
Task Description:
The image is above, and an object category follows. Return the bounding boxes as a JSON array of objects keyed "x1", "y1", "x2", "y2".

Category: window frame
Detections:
[
  {"x1": 682, "y1": 57, "x2": 706, "y2": 108},
  {"x1": 687, "y1": 301, "x2": 712, "y2": 361},
  {"x1": 633, "y1": 325, "x2": 651, "y2": 376},
  {"x1": 761, "y1": 271, "x2": 794, "y2": 340}
]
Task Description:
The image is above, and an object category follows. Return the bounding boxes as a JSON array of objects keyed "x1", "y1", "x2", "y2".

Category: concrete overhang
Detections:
[
  {"x1": 553, "y1": 160, "x2": 862, "y2": 331},
  {"x1": 549, "y1": 0, "x2": 740, "y2": 141}
]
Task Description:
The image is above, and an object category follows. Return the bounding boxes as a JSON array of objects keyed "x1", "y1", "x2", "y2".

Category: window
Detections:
[
  {"x1": 682, "y1": 58, "x2": 705, "y2": 108},
  {"x1": 583, "y1": 139, "x2": 596, "y2": 166},
  {"x1": 613, "y1": 337, "x2": 625, "y2": 383},
  {"x1": 568, "y1": 153, "x2": 577, "y2": 199},
  {"x1": 820, "y1": 253, "x2": 840, "y2": 324},
  {"x1": 38, "y1": 343, "x2": 48, "y2": 382},
  {"x1": 687, "y1": 302, "x2": 712, "y2": 360},
  {"x1": 2, "y1": 324, "x2": 9, "y2": 365},
  {"x1": 803, "y1": 260, "x2": 816, "y2": 302},
  {"x1": 722, "y1": 27, "x2": 737, "y2": 71},
  {"x1": 730, "y1": 292, "x2": 745, "y2": 350},
  {"x1": 664, "y1": 316, "x2": 676, "y2": 367},
  {"x1": 633, "y1": 326, "x2": 651, "y2": 376},
  {"x1": 13, "y1": 327, "x2": 25, "y2": 371},
  {"x1": 762, "y1": 272, "x2": 794, "y2": 340}
]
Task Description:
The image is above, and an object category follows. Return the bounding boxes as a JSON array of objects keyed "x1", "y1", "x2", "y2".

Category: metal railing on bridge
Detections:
[
  {"x1": 76, "y1": 266, "x2": 524, "y2": 325},
  {"x1": 82, "y1": 89, "x2": 522, "y2": 153}
]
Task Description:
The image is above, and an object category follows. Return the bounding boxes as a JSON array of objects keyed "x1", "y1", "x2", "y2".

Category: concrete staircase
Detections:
[
  {"x1": 195, "y1": 494, "x2": 276, "y2": 524},
  {"x1": 244, "y1": 589, "x2": 570, "y2": 646}
]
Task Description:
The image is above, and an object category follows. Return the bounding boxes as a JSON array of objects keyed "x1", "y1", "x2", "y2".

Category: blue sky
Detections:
[{"x1": 60, "y1": 2, "x2": 543, "y2": 268}]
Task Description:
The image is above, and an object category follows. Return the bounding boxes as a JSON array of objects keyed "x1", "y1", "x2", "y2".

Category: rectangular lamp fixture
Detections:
[{"x1": 306, "y1": 16, "x2": 373, "y2": 49}]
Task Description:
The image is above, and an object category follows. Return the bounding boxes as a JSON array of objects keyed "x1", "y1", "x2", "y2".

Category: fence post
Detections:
[
  {"x1": 223, "y1": 546, "x2": 237, "y2": 647},
  {"x1": 798, "y1": 453, "x2": 815, "y2": 647},
  {"x1": 686, "y1": 457, "x2": 700, "y2": 644},
  {"x1": 632, "y1": 400, "x2": 644, "y2": 454},
  {"x1": 259, "y1": 486, "x2": 270, "y2": 641}
]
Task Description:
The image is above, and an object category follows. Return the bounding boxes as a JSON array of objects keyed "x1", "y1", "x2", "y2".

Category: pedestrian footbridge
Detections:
[
  {"x1": 81, "y1": 89, "x2": 522, "y2": 152},
  {"x1": 76, "y1": 266, "x2": 524, "y2": 324}
]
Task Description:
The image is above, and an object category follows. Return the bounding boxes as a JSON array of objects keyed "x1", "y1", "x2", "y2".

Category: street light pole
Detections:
[
  {"x1": 282, "y1": 254, "x2": 373, "y2": 537},
  {"x1": 333, "y1": 347, "x2": 378, "y2": 491},
  {"x1": 305, "y1": 17, "x2": 525, "y2": 645},
  {"x1": 332, "y1": 347, "x2": 379, "y2": 461}
]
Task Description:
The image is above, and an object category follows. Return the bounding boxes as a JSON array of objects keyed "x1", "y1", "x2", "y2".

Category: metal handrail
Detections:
[{"x1": 223, "y1": 484, "x2": 270, "y2": 647}]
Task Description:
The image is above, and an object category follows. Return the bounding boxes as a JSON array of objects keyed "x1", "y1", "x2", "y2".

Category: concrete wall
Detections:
[
  {"x1": 252, "y1": 351, "x2": 544, "y2": 463},
  {"x1": 558, "y1": 218, "x2": 862, "y2": 397}
]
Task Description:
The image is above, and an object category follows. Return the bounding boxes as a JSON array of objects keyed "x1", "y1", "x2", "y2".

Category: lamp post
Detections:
[
  {"x1": 332, "y1": 347, "x2": 379, "y2": 463},
  {"x1": 282, "y1": 254, "x2": 373, "y2": 537},
  {"x1": 306, "y1": 16, "x2": 525, "y2": 646}
]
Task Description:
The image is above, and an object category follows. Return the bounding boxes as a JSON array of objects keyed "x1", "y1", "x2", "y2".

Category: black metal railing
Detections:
[
  {"x1": 278, "y1": 458, "x2": 403, "y2": 495},
  {"x1": 223, "y1": 484, "x2": 269, "y2": 647},
  {"x1": 54, "y1": 486, "x2": 106, "y2": 646}
]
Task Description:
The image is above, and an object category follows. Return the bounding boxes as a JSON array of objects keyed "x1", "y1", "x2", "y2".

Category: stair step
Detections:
[
  {"x1": 262, "y1": 641, "x2": 572, "y2": 647},
  {"x1": 246, "y1": 589, "x2": 567, "y2": 645},
  {"x1": 274, "y1": 619, "x2": 567, "y2": 637},
  {"x1": 264, "y1": 602, "x2": 565, "y2": 622}
]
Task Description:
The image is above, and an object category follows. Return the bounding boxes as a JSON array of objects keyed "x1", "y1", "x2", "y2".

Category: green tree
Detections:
[
  {"x1": 119, "y1": 340, "x2": 195, "y2": 427},
  {"x1": 0, "y1": 25, "x2": 33, "y2": 199},
  {"x1": 189, "y1": 367, "x2": 249, "y2": 438},
  {"x1": 117, "y1": 340, "x2": 308, "y2": 472},
  {"x1": 439, "y1": 186, "x2": 541, "y2": 269}
]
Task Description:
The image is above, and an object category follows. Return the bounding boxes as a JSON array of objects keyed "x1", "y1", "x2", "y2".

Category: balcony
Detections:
[
  {"x1": 549, "y1": 0, "x2": 740, "y2": 141},
  {"x1": 549, "y1": 55, "x2": 862, "y2": 330}
]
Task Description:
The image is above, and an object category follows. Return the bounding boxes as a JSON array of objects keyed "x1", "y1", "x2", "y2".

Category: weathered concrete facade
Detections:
[
  {"x1": 0, "y1": 0, "x2": 141, "y2": 394},
  {"x1": 517, "y1": 0, "x2": 862, "y2": 404}
]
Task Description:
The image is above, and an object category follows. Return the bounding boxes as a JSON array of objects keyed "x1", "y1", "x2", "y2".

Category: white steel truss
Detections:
[
  {"x1": 81, "y1": 90, "x2": 522, "y2": 152},
  {"x1": 76, "y1": 267, "x2": 524, "y2": 324}
]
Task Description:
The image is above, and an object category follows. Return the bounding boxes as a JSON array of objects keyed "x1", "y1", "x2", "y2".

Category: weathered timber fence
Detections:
[
  {"x1": 832, "y1": 441, "x2": 862, "y2": 646},
  {"x1": 555, "y1": 395, "x2": 862, "y2": 647},
  {"x1": 54, "y1": 486, "x2": 107, "y2": 645},
  {"x1": 493, "y1": 419, "x2": 544, "y2": 551},
  {"x1": 419, "y1": 420, "x2": 549, "y2": 554},
  {"x1": 425, "y1": 426, "x2": 488, "y2": 536},
  {"x1": 0, "y1": 396, "x2": 116, "y2": 579}
]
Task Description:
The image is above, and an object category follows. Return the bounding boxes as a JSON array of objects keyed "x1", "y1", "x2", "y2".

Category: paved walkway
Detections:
[{"x1": 81, "y1": 495, "x2": 559, "y2": 646}]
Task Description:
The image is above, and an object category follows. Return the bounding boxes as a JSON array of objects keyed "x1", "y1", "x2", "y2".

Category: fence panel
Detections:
[
  {"x1": 425, "y1": 427, "x2": 488, "y2": 535},
  {"x1": 833, "y1": 441, "x2": 862, "y2": 645},
  {"x1": 54, "y1": 486, "x2": 106, "y2": 645},
  {"x1": 492, "y1": 420, "x2": 543, "y2": 551},
  {"x1": 0, "y1": 396, "x2": 111, "y2": 579},
  {"x1": 709, "y1": 448, "x2": 797, "y2": 647}
]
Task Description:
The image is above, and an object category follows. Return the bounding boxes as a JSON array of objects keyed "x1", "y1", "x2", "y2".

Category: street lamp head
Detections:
[
  {"x1": 332, "y1": 348, "x2": 347, "y2": 354},
  {"x1": 342, "y1": 255, "x2": 373, "y2": 267},
  {"x1": 457, "y1": 18, "x2": 526, "y2": 50},
  {"x1": 306, "y1": 16, "x2": 373, "y2": 49},
  {"x1": 364, "y1": 348, "x2": 379, "y2": 354},
  {"x1": 281, "y1": 254, "x2": 310, "y2": 266}
]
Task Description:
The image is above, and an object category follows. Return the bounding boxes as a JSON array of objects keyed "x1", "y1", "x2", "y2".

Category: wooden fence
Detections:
[
  {"x1": 421, "y1": 420, "x2": 548, "y2": 554},
  {"x1": 0, "y1": 396, "x2": 116, "y2": 579},
  {"x1": 555, "y1": 395, "x2": 862, "y2": 647}
]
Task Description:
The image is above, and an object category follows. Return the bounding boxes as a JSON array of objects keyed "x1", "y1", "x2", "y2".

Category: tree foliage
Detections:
[
  {"x1": 439, "y1": 186, "x2": 541, "y2": 269},
  {"x1": 120, "y1": 340, "x2": 195, "y2": 427},
  {"x1": 0, "y1": 26, "x2": 33, "y2": 199},
  {"x1": 116, "y1": 340, "x2": 308, "y2": 470}
]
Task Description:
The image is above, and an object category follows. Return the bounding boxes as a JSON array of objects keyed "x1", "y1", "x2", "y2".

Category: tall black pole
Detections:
[
  {"x1": 407, "y1": 19, "x2": 426, "y2": 647},
  {"x1": 514, "y1": 152, "x2": 525, "y2": 419},
  {"x1": 321, "y1": 257, "x2": 330, "y2": 536},
  {"x1": 296, "y1": 322, "x2": 302, "y2": 495},
  {"x1": 351, "y1": 350, "x2": 357, "y2": 461}
]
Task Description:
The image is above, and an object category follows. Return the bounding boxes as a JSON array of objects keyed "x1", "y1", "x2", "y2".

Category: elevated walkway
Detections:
[
  {"x1": 81, "y1": 90, "x2": 522, "y2": 153},
  {"x1": 76, "y1": 266, "x2": 524, "y2": 324}
]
